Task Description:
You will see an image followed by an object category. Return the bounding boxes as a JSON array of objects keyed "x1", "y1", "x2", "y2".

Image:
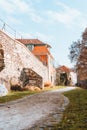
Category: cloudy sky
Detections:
[{"x1": 0, "y1": 0, "x2": 87, "y2": 67}]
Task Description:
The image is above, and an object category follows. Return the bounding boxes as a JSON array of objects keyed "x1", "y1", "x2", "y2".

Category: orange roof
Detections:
[
  {"x1": 32, "y1": 46, "x2": 54, "y2": 59},
  {"x1": 16, "y1": 38, "x2": 51, "y2": 47},
  {"x1": 57, "y1": 65, "x2": 71, "y2": 73},
  {"x1": 16, "y1": 39, "x2": 43, "y2": 44}
]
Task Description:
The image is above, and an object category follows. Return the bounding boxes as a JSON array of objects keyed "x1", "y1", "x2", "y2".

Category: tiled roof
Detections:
[
  {"x1": 57, "y1": 65, "x2": 71, "y2": 73},
  {"x1": 16, "y1": 39, "x2": 43, "y2": 44},
  {"x1": 16, "y1": 39, "x2": 51, "y2": 47}
]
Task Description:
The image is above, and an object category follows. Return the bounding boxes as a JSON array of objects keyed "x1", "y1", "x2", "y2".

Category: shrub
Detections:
[
  {"x1": 11, "y1": 85, "x2": 23, "y2": 91},
  {"x1": 44, "y1": 82, "x2": 52, "y2": 87}
]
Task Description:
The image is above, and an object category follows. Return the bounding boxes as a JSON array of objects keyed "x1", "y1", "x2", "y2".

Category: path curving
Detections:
[{"x1": 0, "y1": 87, "x2": 76, "y2": 130}]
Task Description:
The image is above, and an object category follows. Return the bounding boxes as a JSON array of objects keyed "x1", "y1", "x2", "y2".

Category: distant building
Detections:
[{"x1": 56, "y1": 65, "x2": 77, "y2": 86}]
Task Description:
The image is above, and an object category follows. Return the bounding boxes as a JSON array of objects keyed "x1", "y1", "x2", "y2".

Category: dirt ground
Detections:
[{"x1": 0, "y1": 87, "x2": 75, "y2": 130}]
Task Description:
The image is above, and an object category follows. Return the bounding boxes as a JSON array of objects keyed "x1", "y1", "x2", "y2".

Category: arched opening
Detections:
[{"x1": 0, "y1": 44, "x2": 5, "y2": 72}]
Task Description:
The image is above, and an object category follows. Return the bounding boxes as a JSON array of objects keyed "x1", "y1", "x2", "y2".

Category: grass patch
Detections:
[
  {"x1": 0, "y1": 86, "x2": 65, "y2": 103},
  {"x1": 0, "y1": 91, "x2": 39, "y2": 103},
  {"x1": 53, "y1": 88, "x2": 87, "y2": 130},
  {"x1": 43, "y1": 85, "x2": 65, "y2": 91}
]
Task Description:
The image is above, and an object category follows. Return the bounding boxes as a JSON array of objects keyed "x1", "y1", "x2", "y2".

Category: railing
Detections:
[{"x1": 0, "y1": 18, "x2": 22, "y2": 39}]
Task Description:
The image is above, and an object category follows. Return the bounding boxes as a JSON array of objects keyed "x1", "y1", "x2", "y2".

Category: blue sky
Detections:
[{"x1": 0, "y1": 0, "x2": 87, "y2": 68}]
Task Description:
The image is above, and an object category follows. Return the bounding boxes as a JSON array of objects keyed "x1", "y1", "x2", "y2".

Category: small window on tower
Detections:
[{"x1": 26, "y1": 44, "x2": 34, "y2": 51}]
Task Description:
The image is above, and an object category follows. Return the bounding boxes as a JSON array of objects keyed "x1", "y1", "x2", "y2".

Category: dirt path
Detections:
[{"x1": 0, "y1": 87, "x2": 76, "y2": 130}]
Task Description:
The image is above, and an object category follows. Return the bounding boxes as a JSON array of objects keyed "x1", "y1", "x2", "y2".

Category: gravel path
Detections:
[{"x1": 0, "y1": 87, "x2": 76, "y2": 130}]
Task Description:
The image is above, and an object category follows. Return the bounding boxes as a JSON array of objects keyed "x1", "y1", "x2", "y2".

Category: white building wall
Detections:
[
  {"x1": 70, "y1": 72, "x2": 77, "y2": 85},
  {"x1": 47, "y1": 54, "x2": 56, "y2": 85}
]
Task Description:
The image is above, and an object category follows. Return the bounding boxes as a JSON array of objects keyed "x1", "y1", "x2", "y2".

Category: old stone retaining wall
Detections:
[{"x1": 0, "y1": 30, "x2": 48, "y2": 88}]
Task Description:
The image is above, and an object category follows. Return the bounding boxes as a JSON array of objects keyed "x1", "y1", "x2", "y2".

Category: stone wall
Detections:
[
  {"x1": 19, "y1": 68, "x2": 43, "y2": 88},
  {"x1": 0, "y1": 30, "x2": 48, "y2": 88}
]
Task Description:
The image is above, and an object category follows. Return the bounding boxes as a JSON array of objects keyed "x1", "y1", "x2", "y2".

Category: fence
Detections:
[{"x1": 0, "y1": 18, "x2": 22, "y2": 39}]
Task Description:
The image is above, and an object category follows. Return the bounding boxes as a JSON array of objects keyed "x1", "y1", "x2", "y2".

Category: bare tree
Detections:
[
  {"x1": 69, "y1": 40, "x2": 82, "y2": 64},
  {"x1": 69, "y1": 28, "x2": 87, "y2": 88}
]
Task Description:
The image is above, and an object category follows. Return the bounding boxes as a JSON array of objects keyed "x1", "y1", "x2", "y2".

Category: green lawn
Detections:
[
  {"x1": 0, "y1": 91, "x2": 39, "y2": 103},
  {"x1": 53, "y1": 88, "x2": 87, "y2": 130},
  {"x1": 0, "y1": 86, "x2": 64, "y2": 103}
]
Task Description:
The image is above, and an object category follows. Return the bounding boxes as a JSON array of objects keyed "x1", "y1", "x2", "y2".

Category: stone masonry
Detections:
[
  {"x1": 0, "y1": 30, "x2": 49, "y2": 89},
  {"x1": 19, "y1": 68, "x2": 43, "y2": 88}
]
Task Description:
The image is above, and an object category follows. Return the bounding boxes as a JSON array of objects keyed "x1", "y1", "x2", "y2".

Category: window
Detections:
[{"x1": 26, "y1": 44, "x2": 34, "y2": 51}]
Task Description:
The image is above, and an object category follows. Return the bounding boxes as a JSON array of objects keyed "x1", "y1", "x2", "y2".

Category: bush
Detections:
[
  {"x1": 11, "y1": 85, "x2": 23, "y2": 91},
  {"x1": 44, "y1": 82, "x2": 52, "y2": 87}
]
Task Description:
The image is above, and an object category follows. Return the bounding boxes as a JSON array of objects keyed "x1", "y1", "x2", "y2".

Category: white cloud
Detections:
[
  {"x1": 35, "y1": 32, "x2": 54, "y2": 43},
  {"x1": 47, "y1": 3, "x2": 80, "y2": 26},
  {"x1": 1, "y1": 0, "x2": 87, "y2": 29},
  {"x1": 0, "y1": 0, "x2": 15, "y2": 14},
  {"x1": 12, "y1": 0, "x2": 29, "y2": 13},
  {"x1": 46, "y1": 1, "x2": 87, "y2": 29},
  {"x1": 0, "y1": 0, "x2": 30, "y2": 14},
  {"x1": 0, "y1": 0, "x2": 43, "y2": 23}
]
